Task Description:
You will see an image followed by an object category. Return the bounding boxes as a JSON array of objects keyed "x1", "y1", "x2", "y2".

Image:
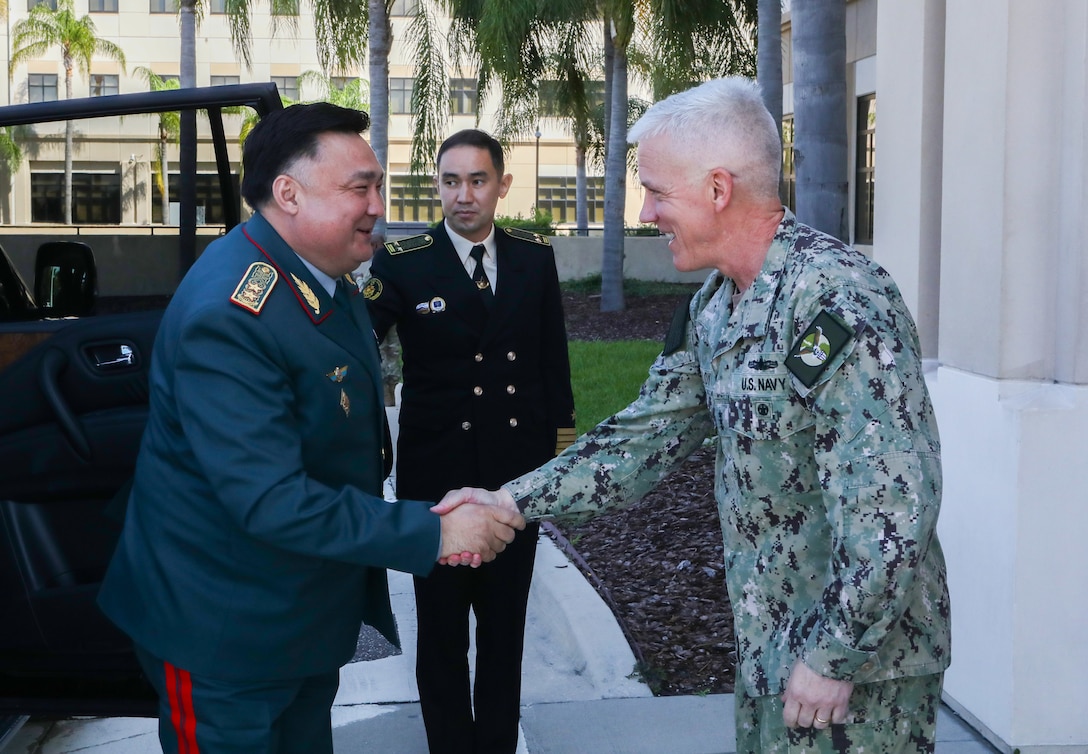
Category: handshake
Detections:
[{"x1": 432, "y1": 487, "x2": 521, "y2": 568}]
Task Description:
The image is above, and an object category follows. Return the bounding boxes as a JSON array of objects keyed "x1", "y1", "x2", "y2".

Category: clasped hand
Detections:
[
  {"x1": 434, "y1": 487, "x2": 523, "y2": 568},
  {"x1": 433, "y1": 487, "x2": 520, "y2": 567}
]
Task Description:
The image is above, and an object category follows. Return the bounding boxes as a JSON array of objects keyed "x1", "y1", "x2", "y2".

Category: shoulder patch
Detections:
[
  {"x1": 662, "y1": 293, "x2": 694, "y2": 355},
  {"x1": 502, "y1": 226, "x2": 551, "y2": 246},
  {"x1": 230, "y1": 262, "x2": 278, "y2": 315},
  {"x1": 786, "y1": 309, "x2": 853, "y2": 388},
  {"x1": 362, "y1": 277, "x2": 383, "y2": 301},
  {"x1": 384, "y1": 234, "x2": 434, "y2": 255}
]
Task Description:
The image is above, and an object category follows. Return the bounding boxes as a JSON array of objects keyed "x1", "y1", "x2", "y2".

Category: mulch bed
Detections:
[{"x1": 552, "y1": 290, "x2": 736, "y2": 696}]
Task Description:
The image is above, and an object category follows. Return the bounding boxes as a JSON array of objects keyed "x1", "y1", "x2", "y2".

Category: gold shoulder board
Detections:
[
  {"x1": 230, "y1": 262, "x2": 278, "y2": 315},
  {"x1": 503, "y1": 226, "x2": 551, "y2": 246},
  {"x1": 385, "y1": 234, "x2": 434, "y2": 255}
]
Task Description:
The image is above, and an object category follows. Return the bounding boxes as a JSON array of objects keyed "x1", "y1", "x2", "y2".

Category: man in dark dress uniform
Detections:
[
  {"x1": 365, "y1": 129, "x2": 575, "y2": 754},
  {"x1": 97, "y1": 105, "x2": 523, "y2": 754}
]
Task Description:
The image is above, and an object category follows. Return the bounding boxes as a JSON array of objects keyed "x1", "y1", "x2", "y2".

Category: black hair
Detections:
[
  {"x1": 241, "y1": 102, "x2": 371, "y2": 210},
  {"x1": 436, "y1": 128, "x2": 504, "y2": 176}
]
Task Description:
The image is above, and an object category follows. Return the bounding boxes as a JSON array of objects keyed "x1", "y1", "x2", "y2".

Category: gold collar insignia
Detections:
[{"x1": 291, "y1": 273, "x2": 321, "y2": 316}]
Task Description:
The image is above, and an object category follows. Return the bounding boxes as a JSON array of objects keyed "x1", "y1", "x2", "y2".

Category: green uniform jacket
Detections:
[
  {"x1": 98, "y1": 212, "x2": 440, "y2": 682},
  {"x1": 506, "y1": 210, "x2": 950, "y2": 697}
]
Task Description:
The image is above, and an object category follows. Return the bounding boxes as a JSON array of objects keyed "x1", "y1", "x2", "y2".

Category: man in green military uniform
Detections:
[
  {"x1": 439, "y1": 78, "x2": 950, "y2": 752},
  {"x1": 97, "y1": 104, "x2": 523, "y2": 754}
]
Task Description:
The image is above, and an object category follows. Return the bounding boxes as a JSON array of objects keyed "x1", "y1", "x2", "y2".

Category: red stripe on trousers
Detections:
[{"x1": 164, "y1": 661, "x2": 200, "y2": 754}]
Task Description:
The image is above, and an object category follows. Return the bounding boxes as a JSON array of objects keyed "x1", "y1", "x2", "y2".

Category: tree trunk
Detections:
[
  {"x1": 178, "y1": 0, "x2": 198, "y2": 274},
  {"x1": 159, "y1": 132, "x2": 170, "y2": 225},
  {"x1": 63, "y1": 61, "x2": 73, "y2": 225},
  {"x1": 368, "y1": 0, "x2": 391, "y2": 237},
  {"x1": 757, "y1": 0, "x2": 785, "y2": 203},
  {"x1": 600, "y1": 32, "x2": 627, "y2": 313},
  {"x1": 575, "y1": 137, "x2": 587, "y2": 236},
  {"x1": 791, "y1": 0, "x2": 848, "y2": 241}
]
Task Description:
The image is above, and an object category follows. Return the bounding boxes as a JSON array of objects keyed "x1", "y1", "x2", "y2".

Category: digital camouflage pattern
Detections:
[
  {"x1": 507, "y1": 210, "x2": 950, "y2": 709},
  {"x1": 735, "y1": 672, "x2": 943, "y2": 752}
]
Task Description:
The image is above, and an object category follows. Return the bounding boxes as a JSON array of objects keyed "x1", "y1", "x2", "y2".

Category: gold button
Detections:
[
  {"x1": 473, "y1": 386, "x2": 483, "y2": 396},
  {"x1": 506, "y1": 351, "x2": 517, "y2": 361},
  {"x1": 509, "y1": 418, "x2": 518, "y2": 427},
  {"x1": 506, "y1": 385, "x2": 516, "y2": 394},
  {"x1": 474, "y1": 353, "x2": 484, "y2": 362},
  {"x1": 461, "y1": 421, "x2": 472, "y2": 430}
]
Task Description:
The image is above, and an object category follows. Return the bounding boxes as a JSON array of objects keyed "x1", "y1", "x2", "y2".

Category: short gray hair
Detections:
[{"x1": 628, "y1": 77, "x2": 782, "y2": 200}]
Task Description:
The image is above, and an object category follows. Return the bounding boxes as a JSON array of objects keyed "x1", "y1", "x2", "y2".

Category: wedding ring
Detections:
[{"x1": 814, "y1": 714, "x2": 829, "y2": 725}]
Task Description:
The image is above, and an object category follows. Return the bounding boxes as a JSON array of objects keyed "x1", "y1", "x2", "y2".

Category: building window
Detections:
[
  {"x1": 331, "y1": 76, "x2": 355, "y2": 92},
  {"x1": 210, "y1": 75, "x2": 240, "y2": 87},
  {"x1": 89, "y1": 0, "x2": 118, "y2": 11},
  {"x1": 388, "y1": 175, "x2": 441, "y2": 224},
  {"x1": 390, "y1": 78, "x2": 416, "y2": 115},
  {"x1": 209, "y1": 0, "x2": 227, "y2": 12},
  {"x1": 150, "y1": 0, "x2": 177, "y2": 12},
  {"x1": 538, "y1": 79, "x2": 606, "y2": 118},
  {"x1": 31, "y1": 172, "x2": 122, "y2": 224},
  {"x1": 90, "y1": 73, "x2": 119, "y2": 97},
  {"x1": 781, "y1": 115, "x2": 796, "y2": 213},
  {"x1": 389, "y1": 0, "x2": 418, "y2": 16},
  {"x1": 536, "y1": 176, "x2": 605, "y2": 224},
  {"x1": 152, "y1": 173, "x2": 241, "y2": 226},
  {"x1": 28, "y1": 74, "x2": 58, "y2": 103},
  {"x1": 28, "y1": 0, "x2": 57, "y2": 9},
  {"x1": 854, "y1": 94, "x2": 876, "y2": 245},
  {"x1": 272, "y1": 76, "x2": 299, "y2": 102},
  {"x1": 449, "y1": 78, "x2": 477, "y2": 116}
]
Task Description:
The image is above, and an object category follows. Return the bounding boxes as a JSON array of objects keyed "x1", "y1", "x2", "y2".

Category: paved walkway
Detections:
[{"x1": 6, "y1": 536, "x2": 998, "y2": 753}]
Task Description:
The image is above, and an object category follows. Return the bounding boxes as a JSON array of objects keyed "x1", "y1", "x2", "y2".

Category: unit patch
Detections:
[
  {"x1": 786, "y1": 309, "x2": 853, "y2": 388},
  {"x1": 230, "y1": 262, "x2": 278, "y2": 315},
  {"x1": 385, "y1": 234, "x2": 434, "y2": 255},
  {"x1": 503, "y1": 226, "x2": 551, "y2": 246},
  {"x1": 362, "y1": 278, "x2": 383, "y2": 301}
]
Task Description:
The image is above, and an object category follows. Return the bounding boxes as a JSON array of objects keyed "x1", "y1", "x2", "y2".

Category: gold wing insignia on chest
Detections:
[
  {"x1": 230, "y1": 262, "x2": 278, "y2": 315},
  {"x1": 384, "y1": 234, "x2": 434, "y2": 255},
  {"x1": 502, "y1": 226, "x2": 551, "y2": 246}
]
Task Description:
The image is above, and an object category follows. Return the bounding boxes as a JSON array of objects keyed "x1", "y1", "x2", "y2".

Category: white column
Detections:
[{"x1": 928, "y1": 1, "x2": 1088, "y2": 751}]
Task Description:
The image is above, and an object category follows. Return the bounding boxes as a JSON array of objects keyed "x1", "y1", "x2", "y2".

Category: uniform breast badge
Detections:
[
  {"x1": 229, "y1": 262, "x2": 278, "y2": 314},
  {"x1": 326, "y1": 365, "x2": 349, "y2": 383},
  {"x1": 290, "y1": 273, "x2": 322, "y2": 317},
  {"x1": 340, "y1": 388, "x2": 351, "y2": 417},
  {"x1": 362, "y1": 278, "x2": 383, "y2": 301}
]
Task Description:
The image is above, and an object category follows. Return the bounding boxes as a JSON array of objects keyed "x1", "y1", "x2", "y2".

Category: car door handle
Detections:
[
  {"x1": 87, "y1": 342, "x2": 136, "y2": 371},
  {"x1": 39, "y1": 348, "x2": 93, "y2": 462}
]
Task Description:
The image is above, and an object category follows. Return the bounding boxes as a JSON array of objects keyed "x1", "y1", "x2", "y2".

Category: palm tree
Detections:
[
  {"x1": 790, "y1": 0, "x2": 847, "y2": 240},
  {"x1": 367, "y1": 0, "x2": 391, "y2": 237},
  {"x1": 133, "y1": 67, "x2": 180, "y2": 225},
  {"x1": 9, "y1": 0, "x2": 126, "y2": 224},
  {"x1": 297, "y1": 69, "x2": 370, "y2": 110}
]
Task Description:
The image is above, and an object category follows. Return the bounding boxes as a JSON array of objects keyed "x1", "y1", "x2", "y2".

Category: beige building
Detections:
[
  {"x1": 0, "y1": 0, "x2": 638, "y2": 230},
  {"x1": 784, "y1": 1, "x2": 1088, "y2": 752}
]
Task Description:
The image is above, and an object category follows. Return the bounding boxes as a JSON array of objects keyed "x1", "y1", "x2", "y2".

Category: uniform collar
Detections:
[{"x1": 444, "y1": 220, "x2": 497, "y2": 267}]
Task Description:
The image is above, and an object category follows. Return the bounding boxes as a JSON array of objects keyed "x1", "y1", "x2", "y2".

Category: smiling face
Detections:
[
  {"x1": 436, "y1": 144, "x2": 512, "y2": 243},
  {"x1": 636, "y1": 134, "x2": 723, "y2": 274},
  {"x1": 279, "y1": 131, "x2": 385, "y2": 276}
]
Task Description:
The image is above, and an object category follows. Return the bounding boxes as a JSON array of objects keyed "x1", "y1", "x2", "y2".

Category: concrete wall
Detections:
[{"x1": 877, "y1": 1, "x2": 1088, "y2": 751}]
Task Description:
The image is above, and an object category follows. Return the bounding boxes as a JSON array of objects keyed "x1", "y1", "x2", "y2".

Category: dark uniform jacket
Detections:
[
  {"x1": 98, "y1": 212, "x2": 440, "y2": 683},
  {"x1": 365, "y1": 223, "x2": 576, "y2": 499}
]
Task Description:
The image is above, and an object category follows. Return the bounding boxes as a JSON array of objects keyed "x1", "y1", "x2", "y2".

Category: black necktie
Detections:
[
  {"x1": 334, "y1": 278, "x2": 356, "y2": 325},
  {"x1": 469, "y1": 244, "x2": 494, "y2": 307}
]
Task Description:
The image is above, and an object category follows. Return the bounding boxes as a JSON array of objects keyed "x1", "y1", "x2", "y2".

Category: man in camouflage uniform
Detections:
[{"x1": 439, "y1": 77, "x2": 950, "y2": 752}]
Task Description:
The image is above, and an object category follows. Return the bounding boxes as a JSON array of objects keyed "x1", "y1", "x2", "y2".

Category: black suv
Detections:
[{"x1": 0, "y1": 83, "x2": 282, "y2": 717}]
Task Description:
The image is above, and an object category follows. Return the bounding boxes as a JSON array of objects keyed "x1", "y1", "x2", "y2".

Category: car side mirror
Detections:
[{"x1": 35, "y1": 241, "x2": 97, "y2": 317}]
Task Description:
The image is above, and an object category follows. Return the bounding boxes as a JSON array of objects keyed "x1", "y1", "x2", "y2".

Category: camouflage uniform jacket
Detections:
[{"x1": 507, "y1": 210, "x2": 951, "y2": 697}]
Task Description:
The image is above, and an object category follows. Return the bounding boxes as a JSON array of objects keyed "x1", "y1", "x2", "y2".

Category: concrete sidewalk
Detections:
[{"x1": 6, "y1": 534, "x2": 998, "y2": 754}]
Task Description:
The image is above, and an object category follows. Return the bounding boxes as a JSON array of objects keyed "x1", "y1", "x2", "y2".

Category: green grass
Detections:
[{"x1": 568, "y1": 339, "x2": 662, "y2": 435}]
